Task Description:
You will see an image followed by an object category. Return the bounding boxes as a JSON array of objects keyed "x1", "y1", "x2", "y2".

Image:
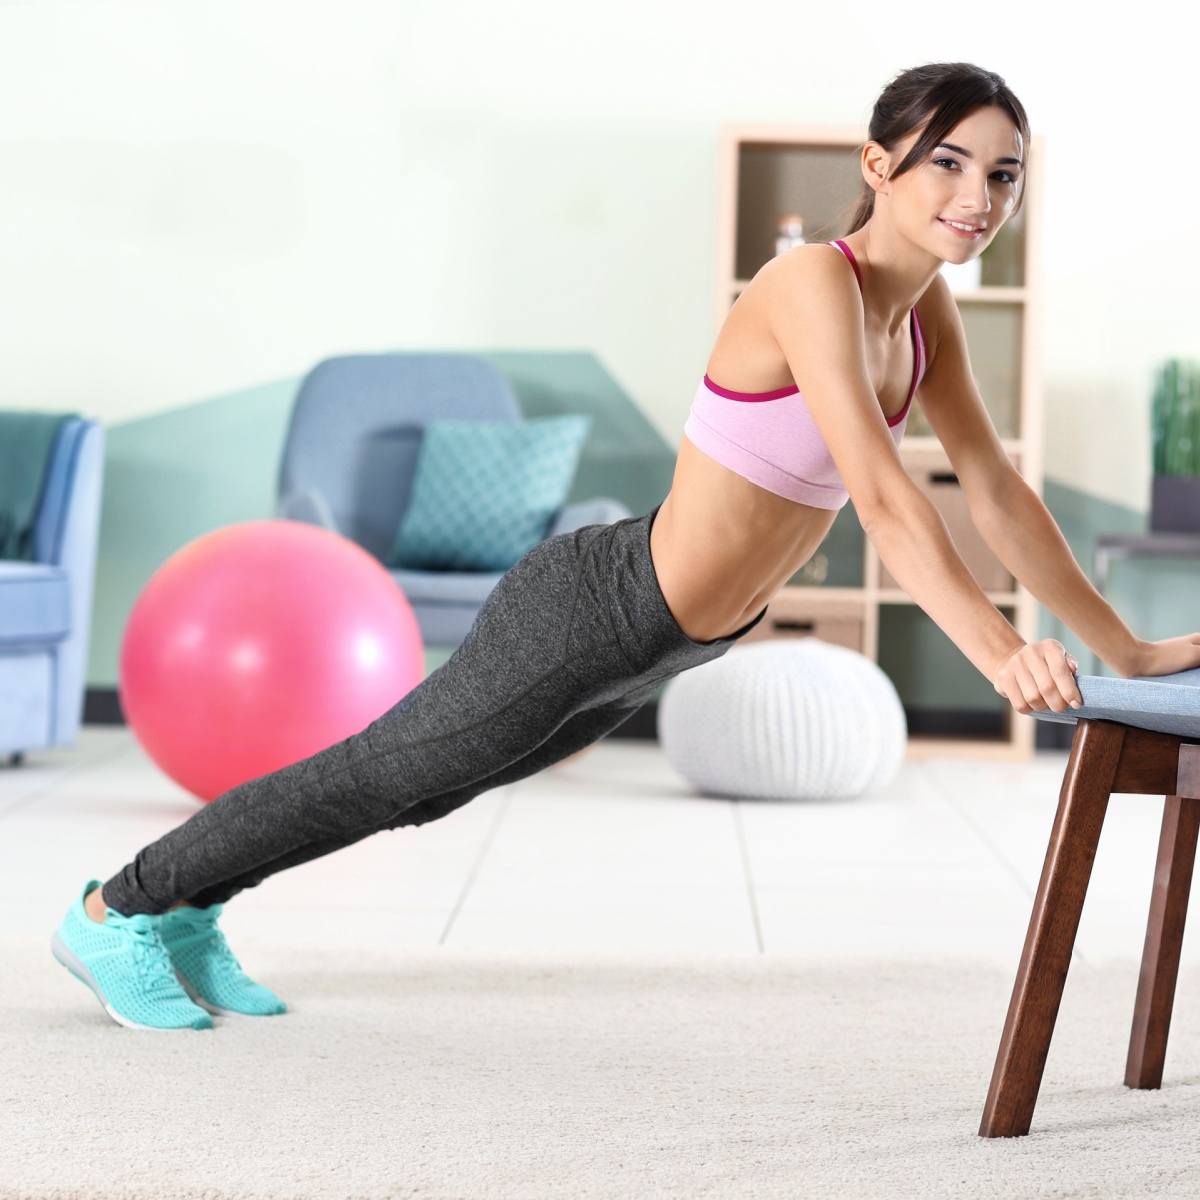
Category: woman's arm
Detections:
[
  {"x1": 914, "y1": 273, "x2": 1200, "y2": 681},
  {"x1": 764, "y1": 247, "x2": 1080, "y2": 714}
]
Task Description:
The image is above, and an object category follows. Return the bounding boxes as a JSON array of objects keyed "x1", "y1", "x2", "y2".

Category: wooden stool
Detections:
[{"x1": 981, "y1": 688, "x2": 1200, "y2": 1137}]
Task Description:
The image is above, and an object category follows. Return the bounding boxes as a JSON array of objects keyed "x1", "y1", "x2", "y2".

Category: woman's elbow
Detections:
[
  {"x1": 850, "y1": 477, "x2": 900, "y2": 539},
  {"x1": 854, "y1": 483, "x2": 932, "y2": 543},
  {"x1": 856, "y1": 499, "x2": 893, "y2": 542}
]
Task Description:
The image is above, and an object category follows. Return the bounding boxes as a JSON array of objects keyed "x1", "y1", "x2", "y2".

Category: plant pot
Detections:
[{"x1": 1150, "y1": 474, "x2": 1200, "y2": 533}]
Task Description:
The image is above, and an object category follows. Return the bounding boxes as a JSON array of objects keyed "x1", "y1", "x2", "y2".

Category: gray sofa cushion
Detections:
[
  {"x1": 391, "y1": 568, "x2": 506, "y2": 607},
  {"x1": 0, "y1": 563, "x2": 71, "y2": 645}
]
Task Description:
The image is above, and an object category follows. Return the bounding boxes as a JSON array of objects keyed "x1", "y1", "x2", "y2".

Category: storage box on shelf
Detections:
[
  {"x1": 715, "y1": 125, "x2": 1044, "y2": 759},
  {"x1": 739, "y1": 588, "x2": 867, "y2": 654},
  {"x1": 876, "y1": 445, "x2": 1014, "y2": 595}
]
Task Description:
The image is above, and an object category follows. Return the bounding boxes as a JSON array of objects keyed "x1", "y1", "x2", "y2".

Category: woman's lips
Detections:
[{"x1": 939, "y1": 218, "x2": 985, "y2": 239}]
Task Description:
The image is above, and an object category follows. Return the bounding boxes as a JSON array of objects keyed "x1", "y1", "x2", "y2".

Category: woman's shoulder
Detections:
[
  {"x1": 914, "y1": 270, "x2": 961, "y2": 364},
  {"x1": 748, "y1": 242, "x2": 863, "y2": 312},
  {"x1": 914, "y1": 269, "x2": 955, "y2": 321},
  {"x1": 761, "y1": 241, "x2": 857, "y2": 282}
]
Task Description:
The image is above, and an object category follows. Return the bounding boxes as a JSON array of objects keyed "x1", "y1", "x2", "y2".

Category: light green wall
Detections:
[
  {"x1": 5, "y1": 6, "x2": 1200, "y2": 515},
  {"x1": 88, "y1": 380, "x2": 297, "y2": 687},
  {"x1": 1038, "y1": 481, "x2": 1196, "y2": 678}
]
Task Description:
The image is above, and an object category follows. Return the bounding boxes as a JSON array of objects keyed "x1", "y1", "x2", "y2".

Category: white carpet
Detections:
[{"x1": 6, "y1": 938, "x2": 1200, "y2": 1199}]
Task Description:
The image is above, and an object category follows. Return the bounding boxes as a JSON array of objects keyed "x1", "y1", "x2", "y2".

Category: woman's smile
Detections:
[{"x1": 938, "y1": 217, "x2": 987, "y2": 239}]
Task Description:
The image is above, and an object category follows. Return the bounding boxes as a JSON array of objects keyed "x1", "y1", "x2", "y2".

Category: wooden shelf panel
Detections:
[
  {"x1": 905, "y1": 734, "x2": 1029, "y2": 762},
  {"x1": 876, "y1": 588, "x2": 1022, "y2": 607},
  {"x1": 952, "y1": 287, "x2": 1027, "y2": 303},
  {"x1": 772, "y1": 586, "x2": 869, "y2": 605},
  {"x1": 900, "y1": 436, "x2": 1026, "y2": 457},
  {"x1": 717, "y1": 125, "x2": 1043, "y2": 759},
  {"x1": 730, "y1": 280, "x2": 1028, "y2": 304},
  {"x1": 732, "y1": 125, "x2": 866, "y2": 146}
]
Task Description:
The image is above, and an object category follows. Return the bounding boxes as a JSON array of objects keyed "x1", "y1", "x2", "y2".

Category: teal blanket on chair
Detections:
[{"x1": 0, "y1": 411, "x2": 77, "y2": 560}]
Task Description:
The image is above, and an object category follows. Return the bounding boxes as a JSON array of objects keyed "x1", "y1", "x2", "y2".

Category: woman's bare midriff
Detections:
[{"x1": 649, "y1": 436, "x2": 837, "y2": 642}]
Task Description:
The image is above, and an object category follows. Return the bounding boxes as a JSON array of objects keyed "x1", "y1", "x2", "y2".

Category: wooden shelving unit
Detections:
[{"x1": 718, "y1": 124, "x2": 1044, "y2": 760}]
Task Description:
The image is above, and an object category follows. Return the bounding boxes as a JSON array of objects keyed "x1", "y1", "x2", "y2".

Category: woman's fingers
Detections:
[
  {"x1": 1029, "y1": 642, "x2": 1083, "y2": 713},
  {"x1": 1048, "y1": 650, "x2": 1083, "y2": 709},
  {"x1": 1002, "y1": 658, "x2": 1038, "y2": 715},
  {"x1": 1141, "y1": 634, "x2": 1200, "y2": 677},
  {"x1": 994, "y1": 653, "x2": 1027, "y2": 713},
  {"x1": 1025, "y1": 655, "x2": 1067, "y2": 713},
  {"x1": 1021, "y1": 656, "x2": 1062, "y2": 713},
  {"x1": 994, "y1": 641, "x2": 1082, "y2": 715}
]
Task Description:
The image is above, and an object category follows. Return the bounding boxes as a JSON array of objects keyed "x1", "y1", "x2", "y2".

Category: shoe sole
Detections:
[{"x1": 51, "y1": 932, "x2": 213, "y2": 1032}]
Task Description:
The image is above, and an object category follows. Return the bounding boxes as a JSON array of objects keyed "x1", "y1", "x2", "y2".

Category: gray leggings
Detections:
[{"x1": 102, "y1": 509, "x2": 761, "y2": 916}]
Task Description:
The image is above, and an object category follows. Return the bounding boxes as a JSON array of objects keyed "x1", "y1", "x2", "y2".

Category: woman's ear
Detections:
[{"x1": 861, "y1": 141, "x2": 891, "y2": 196}]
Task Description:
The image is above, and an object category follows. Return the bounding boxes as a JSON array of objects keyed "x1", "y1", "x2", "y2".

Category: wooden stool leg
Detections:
[
  {"x1": 1125, "y1": 793, "x2": 1200, "y2": 1089},
  {"x1": 979, "y1": 719, "x2": 1125, "y2": 1138}
]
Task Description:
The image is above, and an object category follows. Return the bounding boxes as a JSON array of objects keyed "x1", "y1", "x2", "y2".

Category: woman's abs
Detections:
[{"x1": 649, "y1": 437, "x2": 836, "y2": 642}]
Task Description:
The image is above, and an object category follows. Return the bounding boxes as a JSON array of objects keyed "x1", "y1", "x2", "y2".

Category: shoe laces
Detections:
[
  {"x1": 205, "y1": 929, "x2": 243, "y2": 975},
  {"x1": 122, "y1": 916, "x2": 187, "y2": 998},
  {"x1": 175, "y1": 913, "x2": 245, "y2": 977}
]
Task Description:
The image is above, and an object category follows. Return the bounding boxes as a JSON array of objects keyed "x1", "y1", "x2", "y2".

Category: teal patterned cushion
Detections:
[{"x1": 389, "y1": 416, "x2": 592, "y2": 572}]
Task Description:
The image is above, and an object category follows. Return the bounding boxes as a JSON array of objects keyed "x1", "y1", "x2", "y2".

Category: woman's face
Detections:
[{"x1": 878, "y1": 105, "x2": 1025, "y2": 264}]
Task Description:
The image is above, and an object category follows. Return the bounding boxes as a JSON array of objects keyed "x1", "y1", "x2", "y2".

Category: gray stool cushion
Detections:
[{"x1": 1035, "y1": 669, "x2": 1200, "y2": 739}]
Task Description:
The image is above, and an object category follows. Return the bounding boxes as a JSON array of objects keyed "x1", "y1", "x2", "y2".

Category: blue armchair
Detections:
[
  {"x1": 0, "y1": 419, "x2": 104, "y2": 759},
  {"x1": 277, "y1": 353, "x2": 630, "y2": 645}
]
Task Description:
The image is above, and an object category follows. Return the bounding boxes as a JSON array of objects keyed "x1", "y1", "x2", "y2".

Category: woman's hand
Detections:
[
  {"x1": 1125, "y1": 635, "x2": 1200, "y2": 679},
  {"x1": 993, "y1": 639, "x2": 1082, "y2": 715}
]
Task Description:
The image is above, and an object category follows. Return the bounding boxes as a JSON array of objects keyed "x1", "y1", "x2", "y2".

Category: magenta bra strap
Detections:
[
  {"x1": 703, "y1": 241, "x2": 864, "y2": 402},
  {"x1": 702, "y1": 239, "x2": 919, "y2": 420},
  {"x1": 830, "y1": 239, "x2": 864, "y2": 289},
  {"x1": 702, "y1": 375, "x2": 799, "y2": 402}
]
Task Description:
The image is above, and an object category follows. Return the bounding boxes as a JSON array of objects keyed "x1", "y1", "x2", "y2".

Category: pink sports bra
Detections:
[{"x1": 683, "y1": 239, "x2": 926, "y2": 510}]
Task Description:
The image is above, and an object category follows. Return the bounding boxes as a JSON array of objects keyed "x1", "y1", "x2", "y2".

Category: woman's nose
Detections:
[{"x1": 959, "y1": 171, "x2": 991, "y2": 214}]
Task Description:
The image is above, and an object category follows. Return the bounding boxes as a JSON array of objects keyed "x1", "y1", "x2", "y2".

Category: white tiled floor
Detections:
[{"x1": 0, "y1": 728, "x2": 1181, "y2": 966}]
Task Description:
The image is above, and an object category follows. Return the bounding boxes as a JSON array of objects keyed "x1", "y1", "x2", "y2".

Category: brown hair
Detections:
[{"x1": 845, "y1": 62, "x2": 1031, "y2": 235}]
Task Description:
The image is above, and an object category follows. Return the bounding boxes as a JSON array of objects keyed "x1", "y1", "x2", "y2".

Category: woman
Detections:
[{"x1": 53, "y1": 62, "x2": 1200, "y2": 1030}]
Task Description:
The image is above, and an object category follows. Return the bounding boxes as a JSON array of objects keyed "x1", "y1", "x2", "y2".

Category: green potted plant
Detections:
[{"x1": 1151, "y1": 359, "x2": 1200, "y2": 532}]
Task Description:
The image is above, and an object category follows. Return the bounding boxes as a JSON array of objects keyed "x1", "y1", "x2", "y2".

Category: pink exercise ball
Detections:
[{"x1": 119, "y1": 520, "x2": 424, "y2": 802}]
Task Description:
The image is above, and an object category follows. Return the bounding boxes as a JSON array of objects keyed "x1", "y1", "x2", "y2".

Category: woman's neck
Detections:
[{"x1": 842, "y1": 220, "x2": 942, "y2": 334}]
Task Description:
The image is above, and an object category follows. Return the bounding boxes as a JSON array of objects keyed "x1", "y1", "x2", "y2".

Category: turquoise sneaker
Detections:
[
  {"x1": 51, "y1": 881, "x2": 213, "y2": 1031},
  {"x1": 160, "y1": 903, "x2": 287, "y2": 1017}
]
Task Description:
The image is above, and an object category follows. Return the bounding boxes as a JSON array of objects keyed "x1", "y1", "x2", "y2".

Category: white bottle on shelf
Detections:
[{"x1": 774, "y1": 214, "x2": 805, "y2": 256}]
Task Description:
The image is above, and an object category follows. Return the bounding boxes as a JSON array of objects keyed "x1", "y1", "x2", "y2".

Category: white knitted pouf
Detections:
[{"x1": 658, "y1": 639, "x2": 907, "y2": 800}]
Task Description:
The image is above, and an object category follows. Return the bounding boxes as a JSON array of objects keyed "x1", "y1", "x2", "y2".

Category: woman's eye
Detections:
[
  {"x1": 990, "y1": 171, "x2": 1017, "y2": 185},
  {"x1": 933, "y1": 157, "x2": 959, "y2": 171}
]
